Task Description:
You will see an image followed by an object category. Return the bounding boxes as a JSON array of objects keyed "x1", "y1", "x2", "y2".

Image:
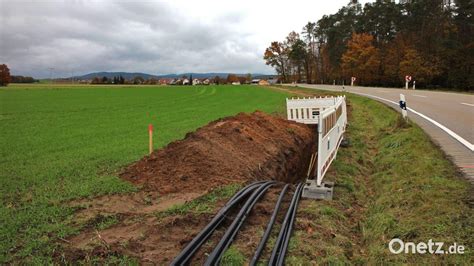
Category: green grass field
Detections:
[{"x1": 0, "y1": 84, "x2": 290, "y2": 263}]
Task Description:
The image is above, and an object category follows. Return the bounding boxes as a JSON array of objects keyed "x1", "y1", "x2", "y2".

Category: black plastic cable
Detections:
[
  {"x1": 204, "y1": 181, "x2": 275, "y2": 265},
  {"x1": 276, "y1": 183, "x2": 303, "y2": 266},
  {"x1": 268, "y1": 183, "x2": 303, "y2": 265},
  {"x1": 250, "y1": 184, "x2": 289, "y2": 266},
  {"x1": 171, "y1": 181, "x2": 263, "y2": 265},
  {"x1": 225, "y1": 180, "x2": 266, "y2": 206}
]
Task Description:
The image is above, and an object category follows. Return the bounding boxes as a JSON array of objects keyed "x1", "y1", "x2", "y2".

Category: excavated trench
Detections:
[
  {"x1": 121, "y1": 111, "x2": 318, "y2": 192},
  {"x1": 63, "y1": 111, "x2": 318, "y2": 263}
]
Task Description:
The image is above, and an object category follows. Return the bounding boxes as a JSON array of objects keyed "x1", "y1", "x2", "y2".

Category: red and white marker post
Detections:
[
  {"x1": 351, "y1": 76, "x2": 356, "y2": 86},
  {"x1": 405, "y1": 75, "x2": 412, "y2": 90},
  {"x1": 148, "y1": 124, "x2": 153, "y2": 155}
]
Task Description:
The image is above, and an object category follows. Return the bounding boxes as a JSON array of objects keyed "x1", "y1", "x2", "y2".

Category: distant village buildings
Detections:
[
  {"x1": 86, "y1": 74, "x2": 279, "y2": 86},
  {"x1": 251, "y1": 76, "x2": 278, "y2": 86},
  {"x1": 155, "y1": 75, "x2": 279, "y2": 86}
]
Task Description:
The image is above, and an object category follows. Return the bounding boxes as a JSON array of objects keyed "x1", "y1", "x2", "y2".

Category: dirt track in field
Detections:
[{"x1": 62, "y1": 110, "x2": 317, "y2": 263}]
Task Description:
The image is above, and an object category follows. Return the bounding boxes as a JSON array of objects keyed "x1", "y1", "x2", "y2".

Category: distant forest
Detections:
[
  {"x1": 11, "y1": 75, "x2": 38, "y2": 83},
  {"x1": 264, "y1": 0, "x2": 473, "y2": 90}
]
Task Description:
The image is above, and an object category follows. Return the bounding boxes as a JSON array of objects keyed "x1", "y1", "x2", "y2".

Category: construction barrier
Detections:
[{"x1": 286, "y1": 96, "x2": 347, "y2": 186}]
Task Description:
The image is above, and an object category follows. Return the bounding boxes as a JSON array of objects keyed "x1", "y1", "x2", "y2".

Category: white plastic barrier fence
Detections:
[
  {"x1": 287, "y1": 96, "x2": 347, "y2": 186},
  {"x1": 286, "y1": 96, "x2": 338, "y2": 124}
]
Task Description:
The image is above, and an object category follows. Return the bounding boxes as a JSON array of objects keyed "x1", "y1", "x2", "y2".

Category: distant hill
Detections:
[
  {"x1": 73, "y1": 72, "x2": 158, "y2": 80},
  {"x1": 71, "y1": 72, "x2": 273, "y2": 80}
]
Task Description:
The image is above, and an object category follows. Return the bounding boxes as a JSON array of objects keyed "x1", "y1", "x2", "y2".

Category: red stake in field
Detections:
[{"x1": 149, "y1": 124, "x2": 153, "y2": 155}]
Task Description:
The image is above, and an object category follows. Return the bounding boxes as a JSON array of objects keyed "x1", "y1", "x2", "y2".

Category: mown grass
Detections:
[
  {"x1": 0, "y1": 84, "x2": 290, "y2": 263},
  {"x1": 286, "y1": 87, "x2": 473, "y2": 264}
]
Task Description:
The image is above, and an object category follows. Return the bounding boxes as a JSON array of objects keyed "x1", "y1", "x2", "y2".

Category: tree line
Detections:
[
  {"x1": 91, "y1": 75, "x2": 127, "y2": 84},
  {"x1": 0, "y1": 64, "x2": 40, "y2": 86},
  {"x1": 264, "y1": 0, "x2": 473, "y2": 90},
  {"x1": 10, "y1": 75, "x2": 39, "y2": 83}
]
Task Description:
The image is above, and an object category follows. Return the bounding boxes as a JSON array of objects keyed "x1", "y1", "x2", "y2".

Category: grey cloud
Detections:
[{"x1": 0, "y1": 0, "x2": 273, "y2": 78}]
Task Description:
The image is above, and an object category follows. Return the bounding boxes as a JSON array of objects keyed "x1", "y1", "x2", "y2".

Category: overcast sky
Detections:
[{"x1": 0, "y1": 0, "x2": 372, "y2": 78}]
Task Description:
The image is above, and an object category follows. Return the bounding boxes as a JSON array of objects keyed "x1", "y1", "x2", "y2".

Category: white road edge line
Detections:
[
  {"x1": 461, "y1": 102, "x2": 474, "y2": 107},
  {"x1": 412, "y1": 94, "x2": 427, "y2": 98},
  {"x1": 354, "y1": 92, "x2": 474, "y2": 152}
]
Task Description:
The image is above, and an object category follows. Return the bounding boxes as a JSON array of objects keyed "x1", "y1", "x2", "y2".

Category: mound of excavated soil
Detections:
[{"x1": 121, "y1": 111, "x2": 316, "y2": 194}]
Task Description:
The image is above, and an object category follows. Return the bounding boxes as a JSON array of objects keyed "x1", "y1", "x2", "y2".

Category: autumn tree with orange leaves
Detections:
[
  {"x1": 341, "y1": 33, "x2": 380, "y2": 85},
  {"x1": 264, "y1": 41, "x2": 289, "y2": 82},
  {"x1": 226, "y1": 74, "x2": 239, "y2": 83},
  {"x1": 399, "y1": 48, "x2": 440, "y2": 85},
  {"x1": 0, "y1": 64, "x2": 11, "y2": 86}
]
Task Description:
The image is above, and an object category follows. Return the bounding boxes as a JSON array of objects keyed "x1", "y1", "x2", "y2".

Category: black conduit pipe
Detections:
[
  {"x1": 268, "y1": 183, "x2": 303, "y2": 265},
  {"x1": 171, "y1": 181, "x2": 264, "y2": 265},
  {"x1": 204, "y1": 181, "x2": 276, "y2": 265},
  {"x1": 225, "y1": 180, "x2": 267, "y2": 206},
  {"x1": 276, "y1": 183, "x2": 304, "y2": 266},
  {"x1": 250, "y1": 184, "x2": 289, "y2": 266}
]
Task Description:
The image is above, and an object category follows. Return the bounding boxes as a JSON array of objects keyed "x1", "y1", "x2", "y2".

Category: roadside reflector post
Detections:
[
  {"x1": 399, "y1": 94, "x2": 407, "y2": 120},
  {"x1": 413, "y1": 80, "x2": 416, "y2": 90},
  {"x1": 148, "y1": 124, "x2": 153, "y2": 155}
]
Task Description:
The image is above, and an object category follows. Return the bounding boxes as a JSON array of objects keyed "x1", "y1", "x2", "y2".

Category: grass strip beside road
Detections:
[{"x1": 286, "y1": 87, "x2": 473, "y2": 264}]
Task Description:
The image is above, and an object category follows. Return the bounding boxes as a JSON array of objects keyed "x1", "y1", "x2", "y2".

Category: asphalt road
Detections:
[{"x1": 295, "y1": 84, "x2": 474, "y2": 181}]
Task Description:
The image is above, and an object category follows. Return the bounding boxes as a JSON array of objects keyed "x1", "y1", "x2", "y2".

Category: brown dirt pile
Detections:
[{"x1": 121, "y1": 111, "x2": 316, "y2": 194}]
